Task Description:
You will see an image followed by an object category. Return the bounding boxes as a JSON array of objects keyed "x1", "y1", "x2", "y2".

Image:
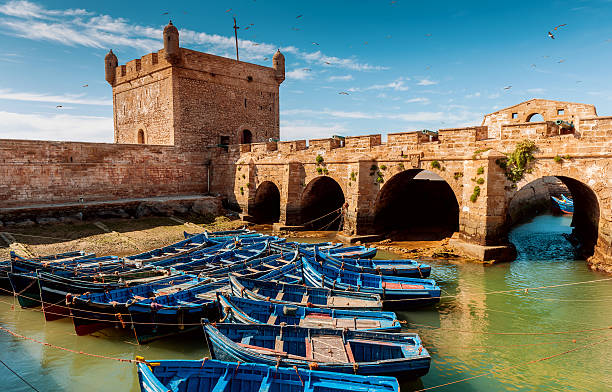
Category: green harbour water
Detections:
[{"x1": 1, "y1": 214, "x2": 611, "y2": 391}]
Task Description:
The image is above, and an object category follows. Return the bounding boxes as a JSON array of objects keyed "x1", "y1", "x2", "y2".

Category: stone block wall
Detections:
[{"x1": 0, "y1": 139, "x2": 208, "y2": 207}]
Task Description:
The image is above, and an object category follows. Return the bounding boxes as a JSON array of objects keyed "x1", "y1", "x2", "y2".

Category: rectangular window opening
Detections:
[
  {"x1": 557, "y1": 109, "x2": 565, "y2": 115},
  {"x1": 511, "y1": 112, "x2": 518, "y2": 119}
]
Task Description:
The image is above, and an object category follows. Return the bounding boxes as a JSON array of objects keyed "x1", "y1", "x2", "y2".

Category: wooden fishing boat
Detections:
[
  {"x1": 302, "y1": 257, "x2": 440, "y2": 307},
  {"x1": 203, "y1": 323, "x2": 431, "y2": 377},
  {"x1": 136, "y1": 358, "x2": 400, "y2": 392},
  {"x1": 68, "y1": 274, "x2": 202, "y2": 336},
  {"x1": 146, "y1": 241, "x2": 235, "y2": 269},
  {"x1": 204, "y1": 227, "x2": 252, "y2": 237},
  {"x1": 202, "y1": 250, "x2": 299, "y2": 281},
  {"x1": 0, "y1": 259, "x2": 11, "y2": 294},
  {"x1": 10, "y1": 250, "x2": 91, "y2": 262},
  {"x1": 37, "y1": 269, "x2": 168, "y2": 320},
  {"x1": 126, "y1": 232, "x2": 213, "y2": 264},
  {"x1": 168, "y1": 241, "x2": 272, "y2": 273},
  {"x1": 11, "y1": 254, "x2": 124, "y2": 275},
  {"x1": 7, "y1": 272, "x2": 43, "y2": 308},
  {"x1": 217, "y1": 294, "x2": 400, "y2": 331},
  {"x1": 551, "y1": 195, "x2": 574, "y2": 213},
  {"x1": 319, "y1": 251, "x2": 431, "y2": 278},
  {"x1": 272, "y1": 243, "x2": 376, "y2": 259},
  {"x1": 127, "y1": 281, "x2": 226, "y2": 344},
  {"x1": 229, "y1": 275, "x2": 383, "y2": 311}
]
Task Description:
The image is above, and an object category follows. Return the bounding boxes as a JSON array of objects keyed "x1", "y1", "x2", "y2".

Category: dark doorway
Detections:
[
  {"x1": 374, "y1": 169, "x2": 459, "y2": 239},
  {"x1": 137, "y1": 129, "x2": 145, "y2": 144},
  {"x1": 301, "y1": 177, "x2": 345, "y2": 230},
  {"x1": 252, "y1": 181, "x2": 281, "y2": 223},
  {"x1": 241, "y1": 129, "x2": 253, "y2": 144}
]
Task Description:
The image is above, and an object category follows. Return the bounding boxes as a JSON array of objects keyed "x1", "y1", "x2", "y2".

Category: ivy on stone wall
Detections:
[{"x1": 496, "y1": 139, "x2": 537, "y2": 184}]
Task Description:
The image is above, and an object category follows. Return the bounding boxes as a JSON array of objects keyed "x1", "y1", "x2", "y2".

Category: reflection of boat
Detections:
[
  {"x1": 136, "y1": 358, "x2": 400, "y2": 392},
  {"x1": 551, "y1": 195, "x2": 574, "y2": 214}
]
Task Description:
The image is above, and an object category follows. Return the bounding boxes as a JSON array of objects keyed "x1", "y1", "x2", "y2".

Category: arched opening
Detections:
[
  {"x1": 374, "y1": 169, "x2": 459, "y2": 240},
  {"x1": 508, "y1": 176, "x2": 600, "y2": 261},
  {"x1": 251, "y1": 181, "x2": 281, "y2": 224},
  {"x1": 137, "y1": 129, "x2": 145, "y2": 144},
  {"x1": 526, "y1": 113, "x2": 545, "y2": 122},
  {"x1": 241, "y1": 129, "x2": 253, "y2": 144},
  {"x1": 301, "y1": 177, "x2": 345, "y2": 230}
]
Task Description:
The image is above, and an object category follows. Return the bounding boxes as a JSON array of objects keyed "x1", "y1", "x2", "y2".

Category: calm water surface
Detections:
[{"x1": 1, "y1": 214, "x2": 611, "y2": 391}]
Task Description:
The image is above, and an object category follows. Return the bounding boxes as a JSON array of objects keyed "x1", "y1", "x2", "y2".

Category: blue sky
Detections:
[{"x1": 1, "y1": 0, "x2": 612, "y2": 142}]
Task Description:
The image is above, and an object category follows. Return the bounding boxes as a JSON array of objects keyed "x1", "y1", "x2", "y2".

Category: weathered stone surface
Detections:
[{"x1": 192, "y1": 197, "x2": 223, "y2": 216}]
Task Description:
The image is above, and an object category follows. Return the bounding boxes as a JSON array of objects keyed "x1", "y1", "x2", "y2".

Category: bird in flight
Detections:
[
  {"x1": 226, "y1": 8, "x2": 232, "y2": 13},
  {"x1": 324, "y1": 61, "x2": 332, "y2": 65},
  {"x1": 161, "y1": 11, "x2": 169, "y2": 15},
  {"x1": 425, "y1": 33, "x2": 432, "y2": 37},
  {"x1": 553, "y1": 24, "x2": 567, "y2": 31},
  {"x1": 82, "y1": 84, "x2": 88, "y2": 87},
  {"x1": 302, "y1": 68, "x2": 311, "y2": 71},
  {"x1": 312, "y1": 42, "x2": 319, "y2": 45},
  {"x1": 339, "y1": 91, "x2": 349, "y2": 95},
  {"x1": 296, "y1": 15, "x2": 303, "y2": 18},
  {"x1": 504, "y1": 86, "x2": 512, "y2": 90},
  {"x1": 56, "y1": 105, "x2": 63, "y2": 108},
  {"x1": 291, "y1": 27, "x2": 300, "y2": 31},
  {"x1": 548, "y1": 31, "x2": 555, "y2": 39},
  {"x1": 263, "y1": 57, "x2": 269, "y2": 61},
  {"x1": 253, "y1": 43, "x2": 260, "y2": 46},
  {"x1": 558, "y1": 59, "x2": 565, "y2": 63}
]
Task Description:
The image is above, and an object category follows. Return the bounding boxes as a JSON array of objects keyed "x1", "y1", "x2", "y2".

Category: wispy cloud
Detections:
[
  {"x1": 417, "y1": 78, "x2": 438, "y2": 86},
  {"x1": 327, "y1": 74, "x2": 353, "y2": 82},
  {"x1": 465, "y1": 92, "x2": 481, "y2": 98},
  {"x1": 526, "y1": 88, "x2": 546, "y2": 94},
  {"x1": 0, "y1": 111, "x2": 113, "y2": 142},
  {"x1": 286, "y1": 69, "x2": 312, "y2": 80},
  {"x1": 349, "y1": 77, "x2": 410, "y2": 92},
  {"x1": 0, "y1": 1, "x2": 385, "y2": 72},
  {"x1": 280, "y1": 120, "x2": 349, "y2": 140},
  {"x1": 0, "y1": 88, "x2": 112, "y2": 105},
  {"x1": 405, "y1": 97, "x2": 431, "y2": 104}
]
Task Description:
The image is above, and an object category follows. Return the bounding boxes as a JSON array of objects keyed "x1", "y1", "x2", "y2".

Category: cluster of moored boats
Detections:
[{"x1": 0, "y1": 228, "x2": 442, "y2": 392}]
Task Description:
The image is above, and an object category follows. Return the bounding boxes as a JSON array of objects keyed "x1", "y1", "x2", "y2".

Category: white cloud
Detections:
[
  {"x1": 286, "y1": 69, "x2": 312, "y2": 80},
  {"x1": 282, "y1": 108, "x2": 481, "y2": 125},
  {"x1": 417, "y1": 78, "x2": 438, "y2": 86},
  {"x1": 280, "y1": 120, "x2": 348, "y2": 140},
  {"x1": 351, "y1": 77, "x2": 410, "y2": 92},
  {"x1": 0, "y1": 1, "x2": 384, "y2": 71},
  {"x1": 465, "y1": 92, "x2": 481, "y2": 98},
  {"x1": 327, "y1": 74, "x2": 353, "y2": 82},
  {"x1": 405, "y1": 97, "x2": 431, "y2": 104},
  {"x1": 488, "y1": 92, "x2": 500, "y2": 99},
  {"x1": 0, "y1": 111, "x2": 113, "y2": 142},
  {"x1": 0, "y1": 89, "x2": 112, "y2": 105}
]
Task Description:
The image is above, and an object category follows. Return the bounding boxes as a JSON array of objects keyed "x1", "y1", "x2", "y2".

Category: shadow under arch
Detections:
[
  {"x1": 300, "y1": 176, "x2": 345, "y2": 230},
  {"x1": 507, "y1": 175, "x2": 600, "y2": 258},
  {"x1": 251, "y1": 181, "x2": 281, "y2": 224},
  {"x1": 373, "y1": 169, "x2": 459, "y2": 240}
]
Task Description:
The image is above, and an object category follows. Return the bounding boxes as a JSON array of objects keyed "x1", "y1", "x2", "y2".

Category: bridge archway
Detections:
[
  {"x1": 526, "y1": 113, "x2": 544, "y2": 122},
  {"x1": 373, "y1": 169, "x2": 459, "y2": 239},
  {"x1": 251, "y1": 181, "x2": 281, "y2": 224},
  {"x1": 507, "y1": 175, "x2": 600, "y2": 259},
  {"x1": 300, "y1": 176, "x2": 345, "y2": 230}
]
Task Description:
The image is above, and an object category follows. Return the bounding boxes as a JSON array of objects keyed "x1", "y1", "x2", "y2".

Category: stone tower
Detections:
[{"x1": 106, "y1": 21, "x2": 284, "y2": 149}]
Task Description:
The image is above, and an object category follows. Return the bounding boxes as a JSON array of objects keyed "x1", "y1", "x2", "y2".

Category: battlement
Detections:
[{"x1": 112, "y1": 48, "x2": 279, "y2": 87}]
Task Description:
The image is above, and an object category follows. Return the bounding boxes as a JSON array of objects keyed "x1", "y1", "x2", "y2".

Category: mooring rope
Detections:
[
  {"x1": 414, "y1": 337, "x2": 611, "y2": 391},
  {"x1": 0, "y1": 357, "x2": 41, "y2": 392},
  {"x1": 300, "y1": 207, "x2": 343, "y2": 228}
]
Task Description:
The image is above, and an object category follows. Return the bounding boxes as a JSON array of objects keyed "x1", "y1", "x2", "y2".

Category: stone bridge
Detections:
[{"x1": 211, "y1": 99, "x2": 612, "y2": 273}]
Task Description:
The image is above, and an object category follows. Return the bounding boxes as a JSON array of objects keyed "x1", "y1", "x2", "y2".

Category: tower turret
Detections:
[
  {"x1": 104, "y1": 49, "x2": 118, "y2": 85},
  {"x1": 163, "y1": 20, "x2": 181, "y2": 64},
  {"x1": 272, "y1": 49, "x2": 285, "y2": 83}
]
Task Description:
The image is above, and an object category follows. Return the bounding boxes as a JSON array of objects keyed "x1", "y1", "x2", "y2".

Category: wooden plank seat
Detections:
[
  {"x1": 333, "y1": 318, "x2": 380, "y2": 329},
  {"x1": 381, "y1": 282, "x2": 424, "y2": 290},
  {"x1": 310, "y1": 335, "x2": 348, "y2": 363},
  {"x1": 326, "y1": 296, "x2": 378, "y2": 308}
]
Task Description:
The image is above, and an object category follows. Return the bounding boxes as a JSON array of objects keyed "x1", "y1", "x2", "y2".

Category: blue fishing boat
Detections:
[
  {"x1": 203, "y1": 322, "x2": 431, "y2": 377},
  {"x1": 319, "y1": 252, "x2": 431, "y2": 278},
  {"x1": 203, "y1": 250, "x2": 299, "y2": 280},
  {"x1": 38, "y1": 269, "x2": 169, "y2": 321},
  {"x1": 136, "y1": 358, "x2": 400, "y2": 392},
  {"x1": 126, "y1": 232, "x2": 213, "y2": 264},
  {"x1": 218, "y1": 294, "x2": 400, "y2": 331},
  {"x1": 228, "y1": 275, "x2": 384, "y2": 311},
  {"x1": 68, "y1": 274, "x2": 201, "y2": 336},
  {"x1": 0, "y1": 259, "x2": 11, "y2": 294},
  {"x1": 551, "y1": 195, "x2": 574, "y2": 213},
  {"x1": 273, "y1": 243, "x2": 377, "y2": 259},
  {"x1": 169, "y1": 241, "x2": 272, "y2": 273},
  {"x1": 127, "y1": 281, "x2": 226, "y2": 344},
  {"x1": 302, "y1": 256, "x2": 440, "y2": 307}
]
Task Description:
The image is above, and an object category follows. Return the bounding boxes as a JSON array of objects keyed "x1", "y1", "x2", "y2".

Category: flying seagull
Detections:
[
  {"x1": 504, "y1": 85, "x2": 512, "y2": 90},
  {"x1": 558, "y1": 59, "x2": 565, "y2": 63},
  {"x1": 312, "y1": 42, "x2": 319, "y2": 45},
  {"x1": 56, "y1": 105, "x2": 63, "y2": 108},
  {"x1": 82, "y1": 84, "x2": 88, "y2": 87},
  {"x1": 302, "y1": 68, "x2": 312, "y2": 71},
  {"x1": 324, "y1": 61, "x2": 331, "y2": 65},
  {"x1": 339, "y1": 91, "x2": 349, "y2": 95},
  {"x1": 296, "y1": 15, "x2": 303, "y2": 18},
  {"x1": 226, "y1": 8, "x2": 232, "y2": 12},
  {"x1": 548, "y1": 31, "x2": 555, "y2": 39},
  {"x1": 161, "y1": 12, "x2": 169, "y2": 15}
]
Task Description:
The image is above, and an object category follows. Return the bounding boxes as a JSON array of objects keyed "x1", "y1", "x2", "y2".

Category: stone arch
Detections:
[
  {"x1": 300, "y1": 176, "x2": 345, "y2": 230},
  {"x1": 526, "y1": 113, "x2": 544, "y2": 122},
  {"x1": 507, "y1": 164, "x2": 610, "y2": 262},
  {"x1": 373, "y1": 169, "x2": 459, "y2": 238},
  {"x1": 241, "y1": 129, "x2": 253, "y2": 144},
  {"x1": 250, "y1": 181, "x2": 281, "y2": 223},
  {"x1": 137, "y1": 129, "x2": 145, "y2": 144}
]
